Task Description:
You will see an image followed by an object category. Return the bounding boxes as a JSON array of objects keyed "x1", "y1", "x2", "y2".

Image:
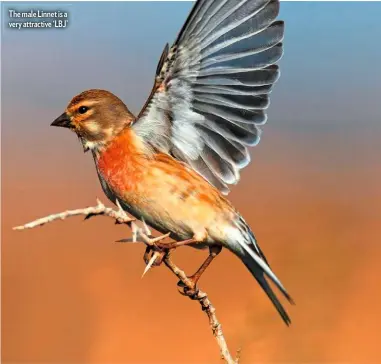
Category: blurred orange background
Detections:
[
  {"x1": 3, "y1": 127, "x2": 381, "y2": 363},
  {"x1": 2, "y1": 1, "x2": 381, "y2": 363}
]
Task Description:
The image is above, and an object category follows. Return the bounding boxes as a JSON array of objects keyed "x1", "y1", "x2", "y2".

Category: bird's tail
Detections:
[{"x1": 227, "y1": 215, "x2": 294, "y2": 326}]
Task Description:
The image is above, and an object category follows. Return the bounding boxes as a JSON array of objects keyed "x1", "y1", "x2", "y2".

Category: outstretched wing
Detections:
[{"x1": 133, "y1": 0, "x2": 284, "y2": 194}]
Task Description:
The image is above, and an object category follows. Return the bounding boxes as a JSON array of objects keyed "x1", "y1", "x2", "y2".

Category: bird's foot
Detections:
[
  {"x1": 177, "y1": 275, "x2": 200, "y2": 300},
  {"x1": 142, "y1": 233, "x2": 172, "y2": 268},
  {"x1": 175, "y1": 245, "x2": 221, "y2": 299},
  {"x1": 143, "y1": 245, "x2": 167, "y2": 267}
]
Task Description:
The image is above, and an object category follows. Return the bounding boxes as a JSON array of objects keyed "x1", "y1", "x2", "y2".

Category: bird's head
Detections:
[{"x1": 51, "y1": 89, "x2": 134, "y2": 152}]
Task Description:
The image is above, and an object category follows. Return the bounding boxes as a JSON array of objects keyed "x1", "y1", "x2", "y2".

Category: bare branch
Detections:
[
  {"x1": 13, "y1": 199, "x2": 134, "y2": 230},
  {"x1": 164, "y1": 254, "x2": 239, "y2": 364},
  {"x1": 13, "y1": 199, "x2": 239, "y2": 363}
]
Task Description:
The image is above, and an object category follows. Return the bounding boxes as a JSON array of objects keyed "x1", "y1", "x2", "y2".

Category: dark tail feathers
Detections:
[
  {"x1": 241, "y1": 254, "x2": 293, "y2": 326},
  {"x1": 230, "y1": 216, "x2": 294, "y2": 325}
]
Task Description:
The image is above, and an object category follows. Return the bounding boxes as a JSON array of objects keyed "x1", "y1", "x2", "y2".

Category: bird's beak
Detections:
[{"x1": 51, "y1": 112, "x2": 71, "y2": 128}]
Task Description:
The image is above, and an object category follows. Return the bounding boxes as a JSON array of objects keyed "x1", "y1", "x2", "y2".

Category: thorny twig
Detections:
[{"x1": 13, "y1": 199, "x2": 240, "y2": 364}]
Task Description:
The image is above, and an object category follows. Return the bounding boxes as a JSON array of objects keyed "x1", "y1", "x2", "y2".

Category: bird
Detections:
[{"x1": 51, "y1": 0, "x2": 294, "y2": 325}]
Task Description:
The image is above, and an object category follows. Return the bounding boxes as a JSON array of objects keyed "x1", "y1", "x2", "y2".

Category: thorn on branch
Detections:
[
  {"x1": 84, "y1": 212, "x2": 103, "y2": 220},
  {"x1": 12, "y1": 199, "x2": 240, "y2": 363},
  {"x1": 141, "y1": 251, "x2": 162, "y2": 278}
]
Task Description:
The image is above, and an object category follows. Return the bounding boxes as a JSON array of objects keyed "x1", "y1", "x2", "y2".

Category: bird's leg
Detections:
[
  {"x1": 190, "y1": 245, "x2": 222, "y2": 285},
  {"x1": 155, "y1": 238, "x2": 196, "y2": 250},
  {"x1": 143, "y1": 234, "x2": 209, "y2": 274},
  {"x1": 143, "y1": 237, "x2": 196, "y2": 268},
  {"x1": 144, "y1": 238, "x2": 196, "y2": 268},
  {"x1": 143, "y1": 234, "x2": 171, "y2": 267},
  {"x1": 178, "y1": 245, "x2": 222, "y2": 298}
]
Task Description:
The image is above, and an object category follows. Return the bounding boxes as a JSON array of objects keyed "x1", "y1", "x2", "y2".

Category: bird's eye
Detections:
[{"x1": 78, "y1": 106, "x2": 89, "y2": 114}]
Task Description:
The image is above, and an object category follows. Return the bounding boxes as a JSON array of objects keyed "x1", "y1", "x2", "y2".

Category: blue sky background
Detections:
[{"x1": 2, "y1": 1, "x2": 381, "y2": 131}]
